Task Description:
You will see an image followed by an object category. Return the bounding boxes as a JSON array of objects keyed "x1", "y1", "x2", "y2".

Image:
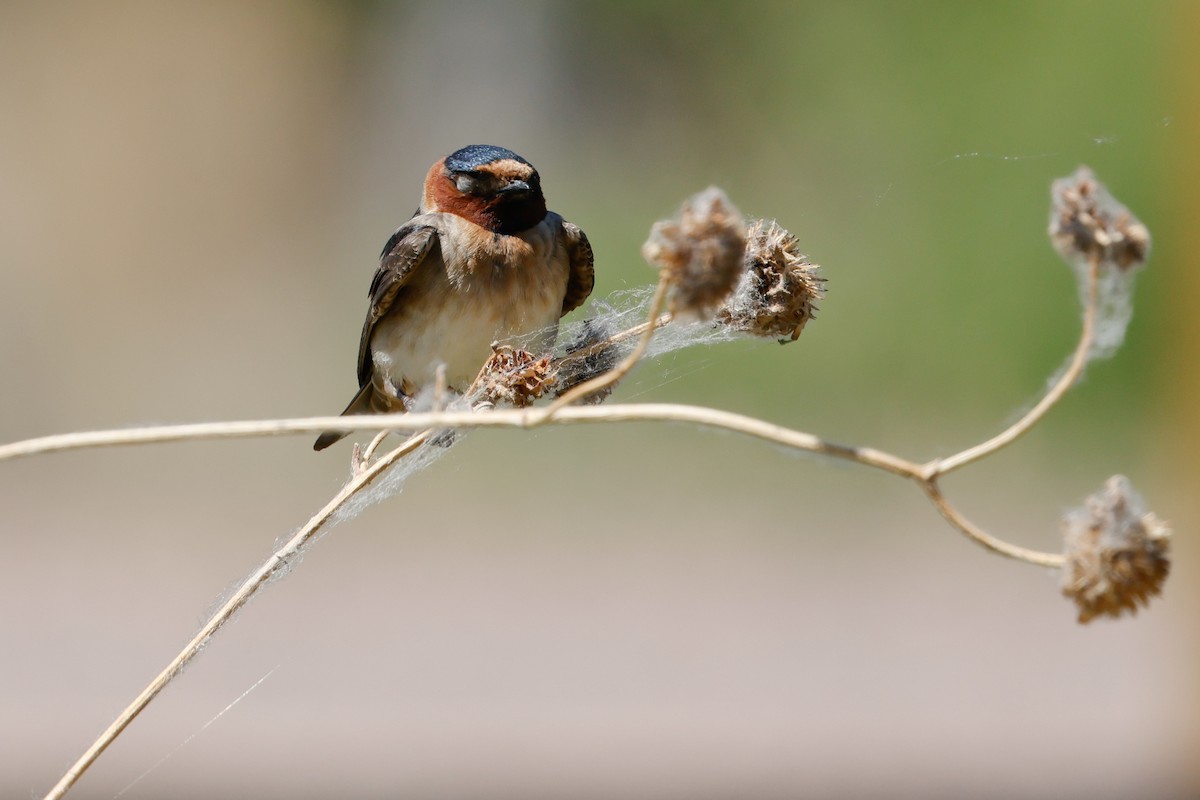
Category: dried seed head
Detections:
[
  {"x1": 642, "y1": 187, "x2": 747, "y2": 320},
  {"x1": 554, "y1": 318, "x2": 623, "y2": 405},
  {"x1": 1060, "y1": 475, "x2": 1171, "y2": 624},
  {"x1": 1048, "y1": 167, "x2": 1151, "y2": 361},
  {"x1": 718, "y1": 219, "x2": 825, "y2": 342},
  {"x1": 475, "y1": 345, "x2": 557, "y2": 408},
  {"x1": 1049, "y1": 166, "x2": 1150, "y2": 273}
]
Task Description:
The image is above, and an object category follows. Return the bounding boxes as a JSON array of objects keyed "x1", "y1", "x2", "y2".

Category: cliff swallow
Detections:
[{"x1": 314, "y1": 144, "x2": 594, "y2": 450}]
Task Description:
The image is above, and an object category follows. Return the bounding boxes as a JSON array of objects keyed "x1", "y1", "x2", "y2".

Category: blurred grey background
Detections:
[{"x1": 1, "y1": 2, "x2": 1197, "y2": 798}]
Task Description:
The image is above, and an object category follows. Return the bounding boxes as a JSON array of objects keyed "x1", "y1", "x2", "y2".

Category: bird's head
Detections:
[{"x1": 423, "y1": 144, "x2": 548, "y2": 235}]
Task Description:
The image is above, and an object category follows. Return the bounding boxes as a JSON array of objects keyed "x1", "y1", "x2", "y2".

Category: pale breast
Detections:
[{"x1": 369, "y1": 213, "x2": 571, "y2": 395}]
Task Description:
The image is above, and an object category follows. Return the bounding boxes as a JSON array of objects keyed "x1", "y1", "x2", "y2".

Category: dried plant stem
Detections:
[
  {"x1": 1, "y1": 404, "x2": 914, "y2": 474},
  {"x1": 0, "y1": 252, "x2": 1100, "y2": 480},
  {"x1": 928, "y1": 253, "x2": 1101, "y2": 478},
  {"x1": 27, "y1": 246, "x2": 1105, "y2": 798},
  {"x1": 918, "y1": 477, "x2": 1066, "y2": 567},
  {"x1": 575, "y1": 311, "x2": 673, "y2": 359},
  {"x1": 34, "y1": 391, "x2": 1069, "y2": 799},
  {"x1": 42, "y1": 429, "x2": 432, "y2": 800},
  {"x1": 532, "y1": 402, "x2": 923, "y2": 477},
  {"x1": 0, "y1": 313, "x2": 674, "y2": 466},
  {"x1": 608, "y1": 312, "x2": 673, "y2": 345},
  {"x1": 357, "y1": 428, "x2": 392, "y2": 466},
  {"x1": 540, "y1": 278, "x2": 670, "y2": 415},
  {"x1": 548, "y1": 309, "x2": 673, "y2": 379}
]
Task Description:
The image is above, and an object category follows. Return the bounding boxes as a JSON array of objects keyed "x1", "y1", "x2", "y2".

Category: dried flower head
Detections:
[
  {"x1": 717, "y1": 219, "x2": 825, "y2": 342},
  {"x1": 1049, "y1": 166, "x2": 1150, "y2": 273},
  {"x1": 642, "y1": 186, "x2": 747, "y2": 320},
  {"x1": 474, "y1": 345, "x2": 557, "y2": 408},
  {"x1": 554, "y1": 318, "x2": 623, "y2": 405},
  {"x1": 1060, "y1": 475, "x2": 1170, "y2": 624}
]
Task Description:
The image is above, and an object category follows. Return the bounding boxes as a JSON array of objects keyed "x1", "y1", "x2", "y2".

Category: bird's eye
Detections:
[{"x1": 454, "y1": 172, "x2": 485, "y2": 195}]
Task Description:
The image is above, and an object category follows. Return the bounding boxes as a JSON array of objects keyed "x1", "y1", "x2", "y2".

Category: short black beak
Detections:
[{"x1": 498, "y1": 179, "x2": 532, "y2": 196}]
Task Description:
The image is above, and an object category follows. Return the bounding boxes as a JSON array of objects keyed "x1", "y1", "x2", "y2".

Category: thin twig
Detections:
[
  {"x1": 606, "y1": 312, "x2": 673, "y2": 345},
  {"x1": 42, "y1": 430, "x2": 432, "y2": 800},
  {"x1": 918, "y1": 477, "x2": 1065, "y2": 568},
  {"x1": 558, "y1": 312, "x2": 674, "y2": 366},
  {"x1": 0, "y1": 403, "x2": 918, "y2": 476},
  {"x1": 359, "y1": 428, "x2": 392, "y2": 466},
  {"x1": 927, "y1": 252, "x2": 1101, "y2": 477},
  {"x1": 0, "y1": 311, "x2": 683, "y2": 465}
]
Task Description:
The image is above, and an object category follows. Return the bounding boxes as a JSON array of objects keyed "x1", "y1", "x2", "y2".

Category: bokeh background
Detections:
[{"x1": 2, "y1": 2, "x2": 1197, "y2": 797}]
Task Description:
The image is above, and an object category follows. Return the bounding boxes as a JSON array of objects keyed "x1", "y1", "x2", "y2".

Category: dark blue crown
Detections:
[{"x1": 444, "y1": 144, "x2": 530, "y2": 172}]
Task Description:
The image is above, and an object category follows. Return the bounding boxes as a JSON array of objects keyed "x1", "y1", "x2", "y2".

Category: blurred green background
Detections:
[{"x1": 1, "y1": 2, "x2": 1196, "y2": 797}]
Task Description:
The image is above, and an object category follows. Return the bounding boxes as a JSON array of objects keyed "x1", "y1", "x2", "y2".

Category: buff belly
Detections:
[{"x1": 369, "y1": 252, "x2": 569, "y2": 396}]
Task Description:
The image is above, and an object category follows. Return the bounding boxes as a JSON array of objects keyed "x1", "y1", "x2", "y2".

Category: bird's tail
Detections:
[{"x1": 313, "y1": 383, "x2": 376, "y2": 451}]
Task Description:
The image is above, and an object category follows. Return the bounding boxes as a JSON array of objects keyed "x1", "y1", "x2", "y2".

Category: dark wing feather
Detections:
[
  {"x1": 560, "y1": 220, "x2": 595, "y2": 316},
  {"x1": 356, "y1": 221, "x2": 439, "y2": 387}
]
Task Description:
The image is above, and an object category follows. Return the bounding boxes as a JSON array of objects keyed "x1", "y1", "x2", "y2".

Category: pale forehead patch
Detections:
[{"x1": 484, "y1": 158, "x2": 535, "y2": 181}]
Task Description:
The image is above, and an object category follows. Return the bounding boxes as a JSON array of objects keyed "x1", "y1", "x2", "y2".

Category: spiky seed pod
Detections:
[
  {"x1": 1049, "y1": 166, "x2": 1150, "y2": 273},
  {"x1": 1060, "y1": 475, "x2": 1171, "y2": 624},
  {"x1": 642, "y1": 187, "x2": 747, "y2": 320},
  {"x1": 718, "y1": 219, "x2": 825, "y2": 342},
  {"x1": 475, "y1": 345, "x2": 557, "y2": 408}
]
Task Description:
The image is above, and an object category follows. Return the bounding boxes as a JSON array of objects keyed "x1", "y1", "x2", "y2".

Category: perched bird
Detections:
[{"x1": 314, "y1": 144, "x2": 594, "y2": 450}]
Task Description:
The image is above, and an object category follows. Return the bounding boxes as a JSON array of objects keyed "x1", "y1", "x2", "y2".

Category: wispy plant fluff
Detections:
[
  {"x1": 1049, "y1": 166, "x2": 1151, "y2": 359},
  {"x1": 554, "y1": 317, "x2": 624, "y2": 404},
  {"x1": 329, "y1": 422, "x2": 464, "y2": 524}
]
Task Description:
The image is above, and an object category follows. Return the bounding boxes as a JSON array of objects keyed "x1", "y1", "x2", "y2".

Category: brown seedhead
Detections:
[
  {"x1": 718, "y1": 219, "x2": 825, "y2": 341},
  {"x1": 642, "y1": 186, "x2": 747, "y2": 320},
  {"x1": 1049, "y1": 166, "x2": 1150, "y2": 272},
  {"x1": 475, "y1": 345, "x2": 557, "y2": 408},
  {"x1": 1060, "y1": 475, "x2": 1170, "y2": 624}
]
